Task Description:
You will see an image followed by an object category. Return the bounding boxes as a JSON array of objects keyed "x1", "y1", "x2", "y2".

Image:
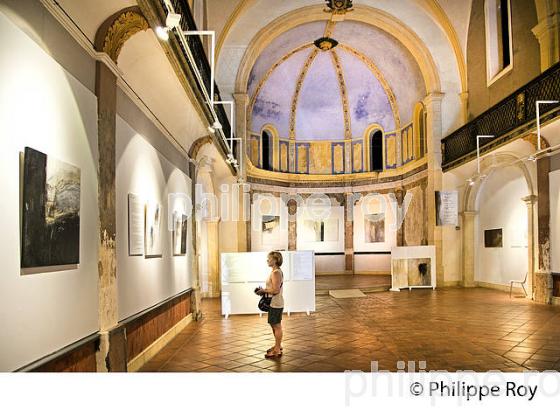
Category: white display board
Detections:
[
  {"x1": 390, "y1": 246, "x2": 436, "y2": 291},
  {"x1": 221, "y1": 251, "x2": 315, "y2": 317}
]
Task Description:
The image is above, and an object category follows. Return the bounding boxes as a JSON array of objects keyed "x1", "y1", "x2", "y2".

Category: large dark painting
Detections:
[
  {"x1": 484, "y1": 228, "x2": 503, "y2": 248},
  {"x1": 21, "y1": 147, "x2": 81, "y2": 268}
]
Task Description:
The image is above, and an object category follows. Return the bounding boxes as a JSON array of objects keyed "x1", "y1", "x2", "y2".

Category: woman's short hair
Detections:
[{"x1": 268, "y1": 251, "x2": 283, "y2": 267}]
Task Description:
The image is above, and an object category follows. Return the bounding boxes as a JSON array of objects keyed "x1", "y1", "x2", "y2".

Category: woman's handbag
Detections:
[{"x1": 258, "y1": 293, "x2": 272, "y2": 312}]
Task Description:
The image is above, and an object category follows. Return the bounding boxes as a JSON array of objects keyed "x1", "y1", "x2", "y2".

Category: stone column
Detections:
[
  {"x1": 95, "y1": 62, "x2": 120, "y2": 372},
  {"x1": 287, "y1": 199, "x2": 297, "y2": 251},
  {"x1": 522, "y1": 195, "x2": 538, "y2": 299},
  {"x1": 423, "y1": 92, "x2": 445, "y2": 287},
  {"x1": 459, "y1": 92, "x2": 469, "y2": 123},
  {"x1": 206, "y1": 219, "x2": 221, "y2": 298},
  {"x1": 190, "y1": 161, "x2": 202, "y2": 319},
  {"x1": 233, "y1": 93, "x2": 248, "y2": 181},
  {"x1": 532, "y1": 10, "x2": 560, "y2": 71},
  {"x1": 395, "y1": 188, "x2": 405, "y2": 246},
  {"x1": 535, "y1": 157, "x2": 553, "y2": 303},
  {"x1": 461, "y1": 211, "x2": 478, "y2": 288},
  {"x1": 344, "y1": 193, "x2": 354, "y2": 274}
]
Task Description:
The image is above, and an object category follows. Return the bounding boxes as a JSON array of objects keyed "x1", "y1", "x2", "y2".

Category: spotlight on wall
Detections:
[
  {"x1": 155, "y1": 26, "x2": 170, "y2": 41},
  {"x1": 467, "y1": 177, "x2": 475, "y2": 186},
  {"x1": 527, "y1": 155, "x2": 537, "y2": 162},
  {"x1": 207, "y1": 120, "x2": 223, "y2": 134}
]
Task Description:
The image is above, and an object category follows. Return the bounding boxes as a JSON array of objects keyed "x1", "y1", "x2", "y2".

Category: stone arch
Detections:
[
  {"x1": 94, "y1": 6, "x2": 149, "y2": 63},
  {"x1": 461, "y1": 152, "x2": 536, "y2": 293}
]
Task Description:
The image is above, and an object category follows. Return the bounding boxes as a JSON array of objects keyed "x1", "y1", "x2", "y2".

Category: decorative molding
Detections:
[
  {"x1": 289, "y1": 48, "x2": 320, "y2": 139},
  {"x1": 189, "y1": 135, "x2": 214, "y2": 159},
  {"x1": 99, "y1": 9, "x2": 149, "y2": 63},
  {"x1": 330, "y1": 50, "x2": 352, "y2": 139}
]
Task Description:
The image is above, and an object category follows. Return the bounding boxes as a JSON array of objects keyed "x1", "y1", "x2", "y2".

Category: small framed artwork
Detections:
[
  {"x1": 173, "y1": 213, "x2": 188, "y2": 256},
  {"x1": 484, "y1": 228, "x2": 503, "y2": 248}
]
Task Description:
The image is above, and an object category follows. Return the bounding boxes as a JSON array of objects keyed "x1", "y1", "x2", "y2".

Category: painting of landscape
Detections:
[{"x1": 21, "y1": 147, "x2": 81, "y2": 268}]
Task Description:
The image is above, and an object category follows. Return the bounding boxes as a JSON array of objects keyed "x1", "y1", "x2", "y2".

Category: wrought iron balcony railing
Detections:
[
  {"x1": 159, "y1": 0, "x2": 235, "y2": 156},
  {"x1": 442, "y1": 62, "x2": 560, "y2": 170}
]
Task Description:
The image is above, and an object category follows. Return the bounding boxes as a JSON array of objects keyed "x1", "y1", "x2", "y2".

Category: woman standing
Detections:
[{"x1": 256, "y1": 251, "x2": 284, "y2": 359}]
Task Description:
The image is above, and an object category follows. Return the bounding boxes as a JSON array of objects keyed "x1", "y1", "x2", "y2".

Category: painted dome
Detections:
[{"x1": 248, "y1": 20, "x2": 426, "y2": 141}]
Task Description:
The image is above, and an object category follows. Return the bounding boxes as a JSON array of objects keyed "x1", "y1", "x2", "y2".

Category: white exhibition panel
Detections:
[
  {"x1": 476, "y1": 167, "x2": 529, "y2": 285},
  {"x1": 116, "y1": 116, "x2": 193, "y2": 321},
  {"x1": 296, "y1": 205, "x2": 345, "y2": 253},
  {"x1": 221, "y1": 251, "x2": 315, "y2": 316},
  {"x1": 251, "y1": 193, "x2": 289, "y2": 251},
  {"x1": 353, "y1": 194, "x2": 398, "y2": 252},
  {"x1": 391, "y1": 246, "x2": 436, "y2": 290},
  {"x1": 550, "y1": 170, "x2": 560, "y2": 273},
  {"x1": 0, "y1": 12, "x2": 99, "y2": 371}
]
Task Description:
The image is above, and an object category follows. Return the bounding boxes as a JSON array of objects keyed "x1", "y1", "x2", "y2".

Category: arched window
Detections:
[
  {"x1": 370, "y1": 130, "x2": 383, "y2": 172},
  {"x1": 413, "y1": 102, "x2": 426, "y2": 159},
  {"x1": 262, "y1": 130, "x2": 272, "y2": 171}
]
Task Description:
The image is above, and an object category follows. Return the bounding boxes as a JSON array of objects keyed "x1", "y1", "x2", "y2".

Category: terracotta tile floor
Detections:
[
  {"x1": 140, "y1": 288, "x2": 560, "y2": 373},
  {"x1": 315, "y1": 274, "x2": 391, "y2": 292}
]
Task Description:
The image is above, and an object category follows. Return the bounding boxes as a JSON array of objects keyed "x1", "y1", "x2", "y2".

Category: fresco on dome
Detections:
[
  {"x1": 337, "y1": 48, "x2": 395, "y2": 136},
  {"x1": 295, "y1": 51, "x2": 345, "y2": 140},
  {"x1": 250, "y1": 48, "x2": 311, "y2": 137},
  {"x1": 247, "y1": 21, "x2": 326, "y2": 98},
  {"x1": 332, "y1": 21, "x2": 425, "y2": 125}
]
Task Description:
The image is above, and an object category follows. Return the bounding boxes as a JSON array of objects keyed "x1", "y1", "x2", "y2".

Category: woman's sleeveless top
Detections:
[{"x1": 266, "y1": 268, "x2": 284, "y2": 309}]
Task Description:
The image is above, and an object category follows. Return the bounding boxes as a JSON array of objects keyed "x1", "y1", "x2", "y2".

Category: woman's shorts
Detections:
[{"x1": 268, "y1": 307, "x2": 283, "y2": 325}]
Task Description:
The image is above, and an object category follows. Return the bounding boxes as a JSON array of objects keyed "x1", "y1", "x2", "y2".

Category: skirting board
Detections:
[
  {"x1": 476, "y1": 281, "x2": 528, "y2": 296},
  {"x1": 354, "y1": 271, "x2": 390, "y2": 276},
  {"x1": 443, "y1": 281, "x2": 462, "y2": 287},
  {"x1": 128, "y1": 313, "x2": 193, "y2": 372}
]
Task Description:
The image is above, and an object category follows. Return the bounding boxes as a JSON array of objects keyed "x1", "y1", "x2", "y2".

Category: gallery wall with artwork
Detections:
[
  {"x1": 251, "y1": 194, "x2": 289, "y2": 251},
  {"x1": 296, "y1": 205, "x2": 345, "y2": 253},
  {"x1": 551, "y1": 168, "x2": 560, "y2": 274},
  {"x1": 0, "y1": 11, "x2": 99, "y2": 371},
  {"x1": 477, "y1": 167, "x2": 529, "y2": 286},
  {"x1": 353, "y1": 194, "x2": 398, "y2": 274},
  {"x1": 116, "y1": 116, "x2": 193, "y2": 321}
]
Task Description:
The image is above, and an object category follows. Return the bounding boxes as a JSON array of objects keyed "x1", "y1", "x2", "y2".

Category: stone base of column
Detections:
[
  {"x1": 534, "y1": 271, "x2": 553, "y2": 304},
  {"x1": 345, "y1": 251, "x2": 354, "y2": 275}
]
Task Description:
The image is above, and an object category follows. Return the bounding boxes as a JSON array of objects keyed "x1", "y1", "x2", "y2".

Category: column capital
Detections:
[
  {"x1": 422, "y1": 92, "x2": 445, "y2": 106},
  {"x1": 532, "y1": 12, "x2": 560, "y2": 39},
  {"x1": 522, "y1": 194, "x2": 538, "y2": 205},
  {"x1": 232, "y1": 92, "x2": 249, "y2": 105}
]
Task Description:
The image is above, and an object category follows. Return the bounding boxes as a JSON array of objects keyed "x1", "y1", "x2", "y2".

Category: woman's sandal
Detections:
[
  {"x1": 266, "y1": 346, "x2": 283, "y2": 354},
  {"x1": 264, "y1": 350, "x2": 282, "y2": 359}
]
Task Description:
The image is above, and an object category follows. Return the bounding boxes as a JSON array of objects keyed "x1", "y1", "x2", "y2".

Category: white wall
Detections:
[
  {"x1": 550, "y1": 169, "x2": 560, "y2": 273},
  {"x1": 0, "y1": 12, "x2": 99, "y2": 371},
  {"x1": 251, "y1": 194, "x2": 289, "y2": 251},
  {"x1": 476, "y1": 167, "x2": 529, "y2": 285},
  {"x1": 116, "y1": 116, "x2": 193, "y2": 321}
]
